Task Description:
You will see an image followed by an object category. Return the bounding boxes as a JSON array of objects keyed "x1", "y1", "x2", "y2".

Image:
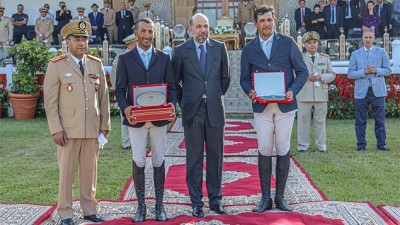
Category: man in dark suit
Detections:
[
  {"x1": 338, "y1": 0, "x2": 359, "y2": 36},
  {"x1": 376, "y1": 0, "x2": 392, "y2": 37},
  {"x1": 324, "y1": 0, "x2": 343, "y2": 38},
  {"x1": 172, "y1": 13, "x2": 230, "y2": 218},
  {"x1": 88, "y1": 4, "x2": 104, "y2": 44},
  {"x1": 115, "y1": 18, "x2": 177, "y2": 223},
  {"x1": 294, "y1": 0, "x2": 311, "y2": 32},
  {"x1": 240, "y1": 5, "x2": 308, "y2": 212},
  {"x1": 116, "y1": 2, "x2": 134, "y2": 44},
  {"x1": 55, "y1": 1, "x2": 72, "y2": 45}
]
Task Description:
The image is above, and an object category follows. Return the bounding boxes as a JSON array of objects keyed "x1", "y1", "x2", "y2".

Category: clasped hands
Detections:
[
  {"x1": 365, "y1": 65, "x2": 377, "y2": 75},
  {"x1": 248, "y1": 89, "x2": 293, "y2": 103},
  {"x1": 124, "y1": 103, "x2": 176, "y2": 125}
]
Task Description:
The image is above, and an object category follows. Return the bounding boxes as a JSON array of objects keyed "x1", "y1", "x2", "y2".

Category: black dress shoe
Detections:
[
  {"x1": 83, "y1": 214, "x2": 104, "y2": 223},
  {"x1": 61, "y1": 218, "x2": 74, "y2": 225},
  {"x1": 209, "y1": 204, "x2": 227, "y2": 214},
  {"x1": 252, "y1": 198, "x2": 273, "y2": 212},
  {"x1": 377, "y1": 146, "x2": 391, "y2": 151},
  {"x1": 192, "y1": 206, "x2": 204, "y2": 218},
  {"x1": 275, "y1": 198, "x2": 293, "y2": 211},
  {"x1": 357, "y1": 147, "x2": 366, "y2": 151}
]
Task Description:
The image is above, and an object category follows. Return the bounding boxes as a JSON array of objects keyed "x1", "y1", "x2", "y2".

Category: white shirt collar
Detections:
[
  {"x1": 308, "y1": 52, "x2": 318, "y2": 58},
  {"x1": 136, "y1": 44, "x2": 153, "y2": 55},
  {"x1": 364, "y1": 46, "x2": 374, "y2": 52},
  {"x1": 69, "y1": 53, "x2": 85, "y2": 67}
]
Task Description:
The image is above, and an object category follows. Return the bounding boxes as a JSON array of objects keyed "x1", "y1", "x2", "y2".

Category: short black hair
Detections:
[
  {"x1": 136, "y1": 18, "x2": 155, "y2": 29},
  {"x1": 254, "y1": 5, "x2": 275, "y2": 22},
  {"x1": 314, "y1": 4, "x2": 321, "y2": 9}
]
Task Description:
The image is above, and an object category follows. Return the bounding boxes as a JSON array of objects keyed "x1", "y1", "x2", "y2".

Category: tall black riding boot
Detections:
[
  {"x1": 252, "y1": 152, "x2": 273, "y2": 212},
  {"x1": 153, "y1": 161, "x2": 167, "y2": 222},
  {"x1": 275, "y1": 152, "x2": 293, "y2": 211},
  {"x1": 133, "y1": 161, "x2": 146, "y2": 222}
]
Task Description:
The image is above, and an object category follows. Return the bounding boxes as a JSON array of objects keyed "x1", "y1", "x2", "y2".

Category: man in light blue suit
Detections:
[
  {"x1": 240, "y1": 5, "x2": 308, "y2": 212},
  {"x1": 348, "y1": 28, "x2": 391, "y2": 151}
]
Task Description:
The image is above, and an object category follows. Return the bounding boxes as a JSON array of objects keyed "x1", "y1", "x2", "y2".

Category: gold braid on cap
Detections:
[{"x1": 125, "y1": 37, "x2": 138, "y2": 44}]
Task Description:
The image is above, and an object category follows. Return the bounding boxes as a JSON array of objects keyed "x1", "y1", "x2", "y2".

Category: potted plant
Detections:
[{"x1": 8, "y1": 40, "x2": 52, "y2": 120}]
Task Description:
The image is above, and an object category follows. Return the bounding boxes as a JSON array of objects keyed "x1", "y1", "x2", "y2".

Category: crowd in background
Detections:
[
  {"x1": 0, "y1": 0, "x2": 154, "y2": 47},
  {"x1": 295, "y1": 0, "x2": 400, "y2": 39}
]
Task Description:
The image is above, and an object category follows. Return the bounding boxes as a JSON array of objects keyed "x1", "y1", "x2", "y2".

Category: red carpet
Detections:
[
  {"x1": 95, "y1": 212, "x2": 344, "y2": 225},
  {"x1": 169, "y1": 118, "x2": 255, "y2": 133},
  {"x1": 379, "y1": 205, "x2": 400, "y2": 224}
]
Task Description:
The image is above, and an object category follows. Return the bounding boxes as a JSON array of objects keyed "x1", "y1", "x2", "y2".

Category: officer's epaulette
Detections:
[
  {"x1": 50, "y1": 54, "x2": 67, "y2": 63},
  {"x1": 87, "y1": 55, "x2": 102, "y2": 63},
  {"x1": 320, "y1": 53, "x2": 329, "y2": 58}
]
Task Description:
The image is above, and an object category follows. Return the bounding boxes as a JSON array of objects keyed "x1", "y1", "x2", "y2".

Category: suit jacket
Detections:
[
  {"x1": 324, "y1": 5, "x2": 344, "y2": 28},
  {"x1": 35, "y1": 18, "x2": 54, "y2": 43},
  {"x1": 55, "y1": 10, "x2": 72, "y2": 31},
  {"x1": 0, "y1": 16, "x2": 13, "y2": 43},
  {"x1": 44, "y1": 54, "x2": 111, "y2": 138},
  {"x1": 116, "y1": 10, "x2": 134, "y2": 35},
  {"x1": 338, "y1": 0, "x2": 359, "y2": 20},
  {"x1": 238, "y1": 2, "x2": 255, "y2": 25},
  {"x1": 73, "y1": 16, "x2": 91, "y2": 23},
  {"x1": 115, "y1": 47, "x2": 177, "y2": 128},
  {"x1": 88, "y1": 12, "x2": 104, "y2": 36},
  {"x1": 138, "y1": 10, "x2": 155, "y2": 21},
  {"x1": 348, "y1": 46, "x2": 391, "y2": 99},
  {"x1": 100, "y1": 8, "x2": 116, "y2": 30},
  {"x1": 362, "y1": 11, "x2": 380, "y2": 35},
  {"x1": 375, "y1": 3, "x2": 391, "y2": 30},
  {"x1": 128, "y1": 6, "x2": 140, "y2": 24},
  {"x1": 240, "y1": 33, "x2": 308, "y2": 113},
  {"x1": 172, "y1": 38, "x2": 231, "y2": 128},
  {"x1": 297, "y1": 53, "x2": 335, "y2": 102},
  {"x1": 295, "y1": 7, "x2": 312, "y2": 31}
]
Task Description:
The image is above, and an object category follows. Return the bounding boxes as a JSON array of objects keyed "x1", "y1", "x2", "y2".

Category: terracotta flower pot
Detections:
[{"x1": 8, "y1": 92, "x2": 40, "y2": 120}]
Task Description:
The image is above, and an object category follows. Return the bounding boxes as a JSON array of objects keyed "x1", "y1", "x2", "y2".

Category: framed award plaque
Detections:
[
  {"x1": 252, "y1": 71, "x2": 294, "y2": 104},
  {"x1": 131, "y1": 83, "x2": 174, "y2": 123}
]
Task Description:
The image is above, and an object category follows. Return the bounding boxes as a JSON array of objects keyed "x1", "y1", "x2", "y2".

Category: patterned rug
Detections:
[
  {"x1": 169, "y1": 118, "x2": 256, "y2": 133},
  {"x1": 379, "y1": 205, "x2": 400, "y2": 224},
  {"x1": 162, "y1": 132, "x2": 259, "y2": 157},
  {"x1": 119, "y1": 156, "x2": 327, "y2": 205},
  {"x1": 0, "y1": 203, "x2": 54, "y2": 225},
  {"x1": 40, "y1": 200, "x2": 392, "y2": 225}
]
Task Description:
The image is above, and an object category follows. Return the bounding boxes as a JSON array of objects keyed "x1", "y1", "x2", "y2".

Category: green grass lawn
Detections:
[{"x1": 0, "y1": 116, "x2": 399, "y2": 206}]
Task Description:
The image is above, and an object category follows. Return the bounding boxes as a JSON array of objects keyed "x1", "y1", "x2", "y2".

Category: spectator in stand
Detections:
[
  {"x1": 11, "y1": 4, "x2": 28, "y2": 44},
  {"x1": 306, "y1": 4, "x2": 326, "y2": 39},
  {"x1": 362, "y1": 1, "x2": 380, "y2": 36},
  {"x1": 101, "y1": 0, "x2": 116, "y2": 43},
  {"x1": 35, "y1": 7, "x2": 54, "y2": 47},
  {"x1": 127, "y1": 0, "x2": 140, "y2": 26},
  {"x1": 295, "y1": 0, "x2": 312, "y2": 33},
  {"x1": 55, "y1": 1, "x2": 72, "y2": 45},
  {"x1": 338, "y1": 0, "x2": 359, "y2": 37},
  {"x1": 375, "y1": 0, "x2": 392, "y2": 37},
  {"x1": 0, "y1": 6, "x2": 13, "y2": 61},
  {"x1": 355, "y1": 0, "x2": 366, "y2": 29},
  {"x1": 138, "y1": 2, "x2": 155, "y2": 21},
  {"x1": 324, "y1": 0, "x2": 343, "y2": 39},
  {"x1": 88, "y1": 4, "x2": 104, "y2": 44},
  {"x1": 37, "y1": 4, "x2": 55, "y2": 23},
  {"x1": 73, "y1": 7, "x2": 90, "y2": 23},
  {"x1": 116, "y1": 2, "x2": 134, "y2": 44},
  {"x1": 392, "y1": 0, "x2": 400, "y2": 36}
]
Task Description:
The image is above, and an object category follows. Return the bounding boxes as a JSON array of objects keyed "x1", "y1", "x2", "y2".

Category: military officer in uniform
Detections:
[
  {"x1": 237, "y1": 0, "x2": 255, "y2": 46},
  {"x1": 297, "y1": 31, "x2": 335, "y2": 153},
  {"x1": 35, "y1": 7, "x2": 54, "y2": 46},
  {"x1": 101, "y1": 0, "x2": 116, "y2": 43},
  {"x1": 138, "y1": 2, "x2": 154, "y2": 21},
  {"x1": 0, "y1": 6, "x2": 13, "y2": 62},
  {"x1": 127, "y1": 0, "x2": 140, "y2": 25},
  {"x1": 110, "y1": 33, "x2": 137, "y2": 150},
  {"x1": 73, "y1": 7, "x2": 90, "y2": 23},
  {"x1": 44, "y1": 20, "x2": 110, "y2": 225}
]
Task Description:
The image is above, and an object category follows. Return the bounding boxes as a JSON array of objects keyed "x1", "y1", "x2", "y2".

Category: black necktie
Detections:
[
  {"x1": 106, "y1": 8, "x2": 109, "y2": 13},
  {"x1": 79, "y1": 60, "x2": 84, "y2": 75},
  {"x1": 311, "y1": 56, "x2": 315, "y2": 63},
  {"x1": 199, "y1": 45, "x2": 206, "y2": 76},
  {"x1": 122, "y1": 11, "x2": 125, "y2": 18},
  {"x1": 0, "y1": 18, "x2": 2, "y2": 22}
]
